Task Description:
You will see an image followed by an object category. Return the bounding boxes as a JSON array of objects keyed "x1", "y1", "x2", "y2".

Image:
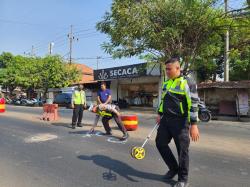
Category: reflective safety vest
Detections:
[
  {"x1": 72, "y1": 90, "x2": 86, "y2": 105},
  {"x1": 97, "y1": 110, "x2": 112, "y2": 117},
  {"x1": 158, "y1": 76, "x2": 192, "y2": 123}
]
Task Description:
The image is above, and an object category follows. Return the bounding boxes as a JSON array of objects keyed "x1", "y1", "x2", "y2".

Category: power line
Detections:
[
  {"x1": 23, "y1": 27, "x2": 99, "y2": 56},
  {"x1": 25, "y1": 29, "x2": 99, "y2": 56},
  {"x1": 76, "y1": 34, "x2": 102, "y2": 40},
  {"x1": 73, "y1": 56, "x2": 112, "y2": 60},
  {"x1": 73, "y1": 28, "x2": 96, "y2": 34},
  {"x1": 0, "y1": 18, "x2": 68, "y2": 29},
  {"x1": 23, "y1": 32, "x2": 69, "y2": 54},
  {"x1": 74, "y1": 31, "x2": 99, "y2": 37}
]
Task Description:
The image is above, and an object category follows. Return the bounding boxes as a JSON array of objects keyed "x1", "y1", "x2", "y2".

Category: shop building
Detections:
[{"x1": 94, "y1": 63, "x2": 161, "y2": 108}]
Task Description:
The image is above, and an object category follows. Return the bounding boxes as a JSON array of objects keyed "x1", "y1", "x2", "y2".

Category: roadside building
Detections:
[
  {"x1": 94, "y1": 63, "x2": 161, "y2": 108},
  {"x1": 198, "y1": 81, "x2": 250, "y2": 118}
]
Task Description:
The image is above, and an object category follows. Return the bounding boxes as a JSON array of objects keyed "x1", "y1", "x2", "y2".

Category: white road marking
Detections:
[
  {"x1": 80, "y1": 131, "x2": 127, "y2": 144},
  {"x1": 81, "y1": 131, "x2": 104, "y2": 138},
  {"x1": 82, "y1": 133, "x2": 92, "y2": 138},
  {"x1": 95, "y1": 131, "x2": 104, "y2": 137},
  {"x1": 25, "y1": 133, "x2": 58, "y2": 143},
  {"x1": 107, "y1": 137, "x2": 127, "y2": 144}
]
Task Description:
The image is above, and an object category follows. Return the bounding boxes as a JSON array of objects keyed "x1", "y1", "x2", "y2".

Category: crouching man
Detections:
[{"x1": 88, "y1": 104, "x2": 129, "y2": 140}]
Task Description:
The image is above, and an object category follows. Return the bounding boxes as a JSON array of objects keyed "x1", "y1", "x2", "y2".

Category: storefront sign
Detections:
[{"x1": 94, "y1": 63, "x2": 147, "y2": 80}]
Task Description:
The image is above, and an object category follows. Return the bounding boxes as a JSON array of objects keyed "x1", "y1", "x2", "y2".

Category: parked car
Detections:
[{"x1": 53, "y1": 93, "x2": 72, "y2": 108}]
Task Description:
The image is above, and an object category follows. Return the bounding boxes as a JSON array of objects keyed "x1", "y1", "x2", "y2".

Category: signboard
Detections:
[
  {"x1": 94, "y1": 63, "x2": 147, "y2": 80},
  {"x1": 94, "y1": 63, "x2": 160, "y2": 81}
]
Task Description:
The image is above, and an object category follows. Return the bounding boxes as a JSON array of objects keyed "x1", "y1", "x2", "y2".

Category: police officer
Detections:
[
  {"x1": 71, "y1": 84, "x2": 87, "y2": 129},
  {"x1": 156, "y1": 58, "x2": 200, "y2": 187},
  {"x1": 89, "y1": 104, "x2": 129, "y2": 140}
]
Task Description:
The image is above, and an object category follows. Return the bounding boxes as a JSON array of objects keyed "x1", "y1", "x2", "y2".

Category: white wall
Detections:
[{"x1": 110, "y1": 79, "x2": 118, "y2": 101}]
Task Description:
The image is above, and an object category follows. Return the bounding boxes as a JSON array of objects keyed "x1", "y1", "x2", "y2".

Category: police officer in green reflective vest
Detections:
[
  {"x1": 156, "y1": 58, "x2": 200, "y2": 187},
  {"x1": 71, "y1": 84, "x2": 87, "y2": 129}
]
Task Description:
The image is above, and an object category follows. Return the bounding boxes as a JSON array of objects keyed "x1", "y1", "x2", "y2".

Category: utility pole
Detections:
[
  {"x1": 96, "y1": 56, "x2": 101, "y2": 69},
  {"x1": 31, "y1": 45, "x2": 35, "y2": 56},
  {"x1": 48, "y1": 42, "x2": 54, "y2": 55},
  {"x1": 69, "y1": 25, "x2": 73, "y2": 64},
  {"x1": 224, "y1": 0, "x2": 230, "y2": 82},
  {"x1": 67, "y1": 25, "x2": 78, "y2": 64}
]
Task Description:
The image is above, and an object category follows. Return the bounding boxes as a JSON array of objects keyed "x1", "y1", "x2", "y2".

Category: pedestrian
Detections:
[
  {"x1": 97, "y1": 81, "x2": 112, "y2": 105},
  {"x1": 92, "y1": 81, "x2": 112, "y2": 129},
  {"x1": 88, "y1": 103, "x2": 129, "y2": 140},
  {"x1": 156, "y1": 58, "x2": 200, "y2": 187},
  {"x1": 71, "y1": 84, "x2": 87, "y2": 129}
]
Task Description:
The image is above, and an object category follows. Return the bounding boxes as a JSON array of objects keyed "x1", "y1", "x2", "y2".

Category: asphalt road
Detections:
[{"x1": 0, "y1": 105, "x2": 250, "y2": 187}]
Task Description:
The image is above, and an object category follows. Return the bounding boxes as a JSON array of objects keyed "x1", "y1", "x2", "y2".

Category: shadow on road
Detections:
[
  {"x1": 102, "y1": 168, "x2": 117, "y2": 181},
  {"x1": 51, "y1": 122, "x2": 72, "y2": 129},
  {"x1": 78, "y1": 154, "x2": 175, "y2": 186},
  {"x1": 69, "y1": 130, "x2": 96, "y2": 135},
  {"x1": 51, "y1": 123, "x2": 93, "y2": 129}
]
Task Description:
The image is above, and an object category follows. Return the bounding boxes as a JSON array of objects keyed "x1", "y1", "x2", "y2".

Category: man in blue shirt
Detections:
[
  {"x1": 97, "y1": 81, "x2": 111, "y2": 104},
  {"x1": 95, "y1": 81, "x2": 113, "y2": 135}
]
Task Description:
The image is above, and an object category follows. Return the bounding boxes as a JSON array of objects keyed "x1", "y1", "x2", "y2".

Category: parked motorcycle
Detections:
[
  {"x1": 198, "y1": 101, "x2": 211, "y2": 122},
  {"x1": 20, "y1": 98, "x2": 35, "y2": 106},
  {"x1": 5, "y1": 97, "x2": 13, "y2": 104},
  {"x1": 12, "y1": 98, "x2": 21, "y2": 105}
]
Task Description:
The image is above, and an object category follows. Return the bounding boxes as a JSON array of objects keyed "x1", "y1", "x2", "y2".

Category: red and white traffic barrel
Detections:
[
  {"x1": 0, "y1": 98, "x2": 5, "y2": 113},
  {"x1": 121, "y1": 115, "x2": 138, "y2": 131}
]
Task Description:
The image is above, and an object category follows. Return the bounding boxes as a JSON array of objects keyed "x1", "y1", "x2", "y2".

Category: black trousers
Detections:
[
  {"x1": 102, "y1": 114, "x2": 127, "y2": 134},
  {"x1": 155, "y1": 115, "x2": 190, "y2": 182},
  {"x1": 72, "y1": 104, "x2": 84, "y2": 126}
]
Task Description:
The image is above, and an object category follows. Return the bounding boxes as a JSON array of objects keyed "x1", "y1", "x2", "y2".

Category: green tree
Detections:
[
  {"x1": 0, "y1": 53, "x2": 22, "y2": 94},
  {"x1": 0, "y1": 52, "x2": 14, "y2": 68},
  {"x1": 39, "y1": 55, "x2": 81, "y2": 96},
  {"x1": 0, "y1": 53, "x2": 81, "y2": 97},
  {"x1": 0, "y1": 52, "x2": 16, "y2": 92},
  {"x1": 97, "y1": 0, "x2": 229, "y2": 70},
  {"x1": 229, "y1": 16, "x2": 250, "y2": 80}
]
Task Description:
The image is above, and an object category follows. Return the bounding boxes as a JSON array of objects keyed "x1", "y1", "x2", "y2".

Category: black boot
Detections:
[
  {"x1": 162, "y1": 169, "x2": 178, "y2": 180},
  {"x1": 104, "y1": 131, "x2": 112, "y2": 136},
  {"x1": 121, "y1": 132, "x2": 129, "y2": 140}
]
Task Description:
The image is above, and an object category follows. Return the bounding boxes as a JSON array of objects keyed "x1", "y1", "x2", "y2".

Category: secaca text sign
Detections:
[{"x1": 94, "y1": 63, "x2": 147, "y2": 80}]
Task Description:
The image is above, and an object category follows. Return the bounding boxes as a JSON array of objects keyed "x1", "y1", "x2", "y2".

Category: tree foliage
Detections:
[
  {"x1": 0, "y1": 53, "x2": 81, "y2": 96},
  {"x1": 229, "y1": 16, "x2": 250, "y2": 80},
  {"x1": 193, "y1": 13, "x2": 250, "y2": 81},
  {"x1": 97, "y1": 0, "x2": 229, "y2": 65},
  {"x1": 97, "y1": 0, "x2": 249, "y2": 81}
]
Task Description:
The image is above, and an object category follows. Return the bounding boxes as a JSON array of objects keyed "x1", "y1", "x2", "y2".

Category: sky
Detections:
[{"x1": 0, "y1": 0, "x2": 246, "y2": 70}]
